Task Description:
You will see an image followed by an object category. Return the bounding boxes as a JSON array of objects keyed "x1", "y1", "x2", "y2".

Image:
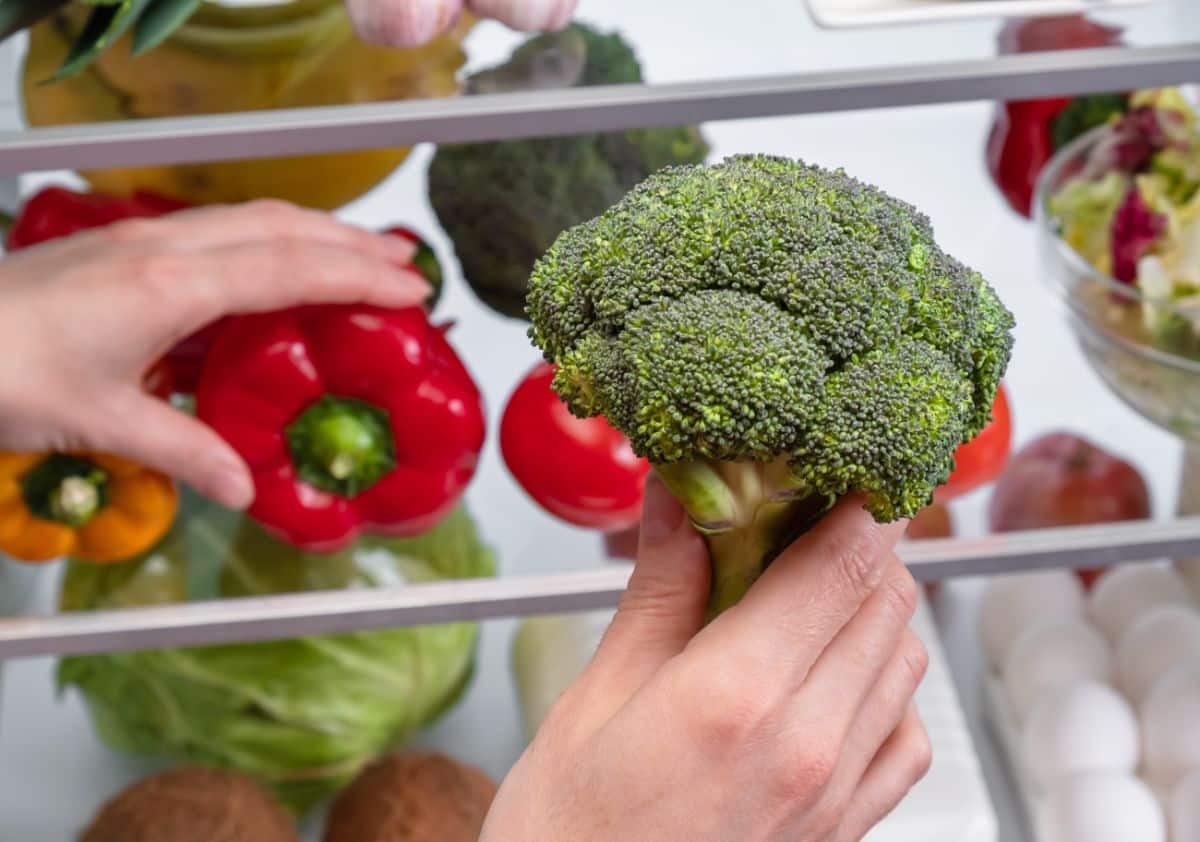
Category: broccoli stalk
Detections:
[
  {"x1": 656, "y1": 458, "x2": 828, "y2": 614},
  {"x1": 528, "y1": 155, "x2": 1015, "y2": 616}
]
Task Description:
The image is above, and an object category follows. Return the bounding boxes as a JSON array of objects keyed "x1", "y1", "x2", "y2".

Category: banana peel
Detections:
[{"x1": 22, "y1": 2, "x2": 474, "y2": 209}]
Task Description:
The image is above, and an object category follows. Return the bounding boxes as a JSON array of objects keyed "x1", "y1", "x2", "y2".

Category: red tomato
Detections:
[
  {"x1": 936, "y1": 383, "x2": 1013, "y2": 502},
  {"x1": 501, "y1": 362, "x2": 650, "y2": 530}
]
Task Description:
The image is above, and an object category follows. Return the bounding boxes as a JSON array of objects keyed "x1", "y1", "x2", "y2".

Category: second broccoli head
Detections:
[{"x1": 528, "y1": 154, "x2": 1015, "y2": 614}]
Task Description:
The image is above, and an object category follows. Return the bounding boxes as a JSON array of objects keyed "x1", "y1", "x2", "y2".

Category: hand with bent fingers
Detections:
[
  {"x1": 0, "y1": 200, "x2": 430, "y2": 510},
  {"x1": 482, "y1": 479, "x2": 932, "y2": 842}
]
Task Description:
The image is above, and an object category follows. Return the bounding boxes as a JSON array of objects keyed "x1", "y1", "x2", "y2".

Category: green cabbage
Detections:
[{"x1": 56, "y1": 492, "x2": 495, "y2": 814}]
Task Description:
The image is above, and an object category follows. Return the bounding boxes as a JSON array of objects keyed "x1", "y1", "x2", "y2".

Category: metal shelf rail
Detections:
[
  {"x1": 0, "y1": 43, "x2": 1196, "y2": 174},
  {"x1": 4, "y1": 517, "x2": 1200, "y2": 659}
]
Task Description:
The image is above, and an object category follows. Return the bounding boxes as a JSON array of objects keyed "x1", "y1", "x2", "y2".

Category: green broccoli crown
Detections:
[
  {"x1": 528, "y1": 154, "x2": 1015, "y2": 521},
  {"x1": 427, "y1": 23, "x2": 709, "y2": 319}
]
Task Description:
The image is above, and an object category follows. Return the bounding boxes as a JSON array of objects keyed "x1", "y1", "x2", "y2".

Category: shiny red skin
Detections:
[
  {"x1": 5, "y1": 186, "x2": 220, "y2": 392},
  {"x1": 196, "y1": 304, "x2": 486, "y2": 552},
  {"x1": 988, "y1": 431, "x2": 1150, "y2": 589},
  {"x1": 937, "y1": 383, "x2": 1013, "y2": 502},
  {"x1": 988, "y1": 431, "x2": 1151, "y2": 532},
  {"x1": 987, "y1": 98, "x2": 1073, "y2": 218},
  {"x1": 5, "y1": 186, "x2": 189, "y2": 250},
  {"x1": 986, "y1": 16, "x2": 1124, "y2": 218},
  {"x1": 501, "y1": 362, "x2": 650, "y2": 530}
]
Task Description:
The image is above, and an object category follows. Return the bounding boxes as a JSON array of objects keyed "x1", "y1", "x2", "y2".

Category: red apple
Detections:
[{"x1": 988, "y1": 431, "x2": 1151, "y2": 587}]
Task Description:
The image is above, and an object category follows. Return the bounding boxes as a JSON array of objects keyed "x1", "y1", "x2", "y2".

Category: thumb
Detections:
[
  {"x1": 592, "y1": 474, "x2": 711, "y2": 684},
  {"x1": 92, "y1": 391, "x2": 255, "y2": 510}
]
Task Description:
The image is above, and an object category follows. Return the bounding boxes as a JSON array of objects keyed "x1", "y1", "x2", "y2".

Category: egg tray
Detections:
[
  {"x1": 983, "y1": 672, "x2": 1054, "y2": 839},
  {"x1": 982, "y1": 654, "x2": 1173, "y2": 840}
]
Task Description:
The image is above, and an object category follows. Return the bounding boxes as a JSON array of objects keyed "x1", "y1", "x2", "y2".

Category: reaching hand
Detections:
[
  {"x1": 482, "y1": 480, "x2": 932, "y2": 842},
  {"x1": 0, "y1": 200, "x2": 429, "y2": 510}
]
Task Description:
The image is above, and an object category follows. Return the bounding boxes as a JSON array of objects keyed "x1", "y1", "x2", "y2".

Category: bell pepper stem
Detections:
[
  {"x1": 22, "y1": 454, "x2": 108, "y2": 527},
  {"x1": 286, "y1": 395, "x2": 396, "y2": 498}
]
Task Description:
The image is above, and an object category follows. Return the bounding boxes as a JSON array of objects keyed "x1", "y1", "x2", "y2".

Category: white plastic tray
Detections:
[
  {"x1": 805, "y1": 0, "x2": 1154, "y2": 30},
  {"x1": 866, "y1": 596, "x2": 998, "y2": 841}
]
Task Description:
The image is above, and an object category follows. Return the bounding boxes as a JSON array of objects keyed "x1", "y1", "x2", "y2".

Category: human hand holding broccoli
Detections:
[
  {"x1": 483, "y1": 477, "x2": 931, "y2": 842},
  {"x1": 527, "y1": 154, "x2": 1014, "y2": 615}
]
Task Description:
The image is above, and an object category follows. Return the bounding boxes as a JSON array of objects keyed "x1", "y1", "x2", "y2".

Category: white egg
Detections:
[
  {"x1": 980, "y1": 571, "x2": 1085, "y2": 671},
  {"x1": 1170, "y1": 771, "x2": 1200, "y2": 842},
  {"x1": 1043, "y1": 773, "x2": 1166, "y2": 842},
  {"x1": 1003, "y1": 619, "x2": 1111, "y2": 722},
  {"x1": 1023, "y1": 681, "x2": 1139, "y2": 789},
  {"x1": 1116, "y1": 605, "x2": 1200, "y2": 707},
  {"x1": 1089, "y1": 565, "x2": 1192, "y2": 643},
  {"x1": 1142, "y1": 659, "x2": 1200, "y2": 789}
]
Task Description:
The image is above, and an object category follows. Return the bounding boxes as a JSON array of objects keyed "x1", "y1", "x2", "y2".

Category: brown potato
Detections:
[
  {"x1": 324, "y1": 753, "x2": 497, "y2": 842},
  {"x1": 82, "y1": 766, "x2": 298, "y2": 842}
]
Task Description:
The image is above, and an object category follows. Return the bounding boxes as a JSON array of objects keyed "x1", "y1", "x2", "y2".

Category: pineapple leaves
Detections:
[
  {"x1": 49, "y1": 0, "x2": 155, "y2": 81},
  {"x1": 0, "y1": 0, "x2": 70, "y2": 42},
  {"x1": 132, "y1": 0, "x2": 199, "y2": 56}
]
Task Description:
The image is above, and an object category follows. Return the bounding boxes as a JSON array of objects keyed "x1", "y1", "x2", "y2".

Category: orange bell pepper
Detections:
[{"x1": 0, "y1": 451, "x2": 177, "y2": 564}]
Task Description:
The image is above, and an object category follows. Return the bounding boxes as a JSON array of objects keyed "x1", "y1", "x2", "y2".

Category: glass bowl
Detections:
[{"x1": 1035, "y1": 125, "x2": 1200, "y2": 443}]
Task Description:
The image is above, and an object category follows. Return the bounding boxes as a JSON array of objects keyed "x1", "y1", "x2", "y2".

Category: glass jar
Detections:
[{"x1": 20, "y1": 0, "x2": 475, "y2": 209}]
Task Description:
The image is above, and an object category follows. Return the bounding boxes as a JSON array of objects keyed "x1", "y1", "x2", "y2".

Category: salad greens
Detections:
[
  {"x1": 56, "y1": 491, "x2": 495, "y2": 814},
  {"x1": 1049, "y1": 88, "x2": 1200, "y2": 356}
]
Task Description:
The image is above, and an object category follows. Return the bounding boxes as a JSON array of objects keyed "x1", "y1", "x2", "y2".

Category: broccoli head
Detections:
[
  {"x1": 528, "y1": 155, "x2": 1015, "y2": 614},
  {"x1": 427, "y1": 23, "x2": 709, "y2": 319}
]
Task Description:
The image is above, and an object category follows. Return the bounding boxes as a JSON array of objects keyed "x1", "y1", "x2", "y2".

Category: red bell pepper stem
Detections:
[{"x1": 285, "y1": 395, "x2": 397, "y2": 497}]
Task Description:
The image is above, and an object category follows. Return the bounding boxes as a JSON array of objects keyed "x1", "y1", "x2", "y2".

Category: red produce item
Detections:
[
  {"x1": 937, "y1": 383, "x2": 1013, "y2": 502},
  {"x1": 987, "y1": 16, "x2": 1125, "y2": 218},
  {"x1": 501, "y1": 362, "x2": 650, "y2": 531},
  {"x1": 988, "y1": 431, "x2": 1152, "y2": 587},
  {"x1": 196, "y1": 304, "x2": 486, "y2": 551},
  {"x1": 5, "y1": 186, "x2": 188, "y2": 250}
]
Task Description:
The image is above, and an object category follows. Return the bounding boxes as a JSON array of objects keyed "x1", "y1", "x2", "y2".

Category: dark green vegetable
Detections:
[
  {"x1": 1050, "y1": 93, "x2": 1129, "y2": 151},
  {"x1": 428, "y1": 23, "x2": 709, "y2": 319},
  {"x1": 528, "y1": 154, "x2": 1014, "y2": 615},
  {"x1": 56, "y1": 492, "x2": 495, "y2": 814}
]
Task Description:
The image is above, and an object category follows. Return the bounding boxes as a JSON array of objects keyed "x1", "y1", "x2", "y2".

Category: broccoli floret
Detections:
[
  {"x1": 427, "y1": 23, "x2": 709, "y2": 319},
  {"x1": 528, "y1": 155, "x2": 1015, "y2": 614}
]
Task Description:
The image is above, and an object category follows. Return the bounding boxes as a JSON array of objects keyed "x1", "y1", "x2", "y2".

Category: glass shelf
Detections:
[{"x1": 0, "y1": 0, "x2": 1196, "y2": 174}]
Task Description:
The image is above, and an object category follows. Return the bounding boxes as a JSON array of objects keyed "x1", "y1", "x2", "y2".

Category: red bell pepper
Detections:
[
  {"x1": 501, "y1": 362, "x2": 649, "y2": 531},
  {"x1": 5, "y1": 186, "x2": 189, "y2": 250},
  {"x1": 196, "y1": 304, "x2": 485, "y2": 551},
  {"x1": 986, "y1": 16, "x2": 1125, "y2": 218},
  {"x1": 385, "y1": 225, "x2": 444, "y2": 309}
]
